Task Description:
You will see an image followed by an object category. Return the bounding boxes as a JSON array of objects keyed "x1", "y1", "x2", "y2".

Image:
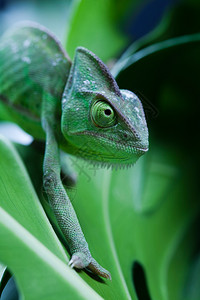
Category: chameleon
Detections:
[{"x1": 0, "y1": 21, "x2": 149, "y2": 279}]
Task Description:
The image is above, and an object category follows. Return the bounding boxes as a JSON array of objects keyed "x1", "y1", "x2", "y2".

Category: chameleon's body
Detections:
[{"x1": 0, "y1": 22, "x2": 148, "y2": 279}]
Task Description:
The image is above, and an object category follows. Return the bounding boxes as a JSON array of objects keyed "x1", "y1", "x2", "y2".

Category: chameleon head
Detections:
[{"x1": 61, "y1": 47, "x2": 148, "y2": 167}]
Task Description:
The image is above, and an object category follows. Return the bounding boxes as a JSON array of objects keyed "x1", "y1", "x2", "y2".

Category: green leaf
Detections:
[
  {"x1": 0, "y1": 135, "x2": 102, "y2": 299},
  {"x1": 111, "y1": 0, "x2": 200, "y2": 75},
  {"x1": 0, "y1": 264, "x2": 6, "y2": 284},
  {"x1": 70, "y1": 141, "x2": 200, "y2": 300},
  {"x1": 65, "y1": 0, "x2": 131, "y2": 61},
  {"x1": 0, "y1": 135, "x2": 67, "y2": 260},
  {"x1": 111, "y1": 33, "x2": 200, "y2": 77},
  {"x1": 66, "y1": 158, "x2": 134, "y2": 299},
  {"x1": 0, "y1": 208, "x2": 103, "y2": 300}
]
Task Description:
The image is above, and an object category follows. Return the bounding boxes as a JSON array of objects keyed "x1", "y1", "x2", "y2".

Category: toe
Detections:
[{"x1": 68, "y1": 252, "x2": 91, "y2": 269}]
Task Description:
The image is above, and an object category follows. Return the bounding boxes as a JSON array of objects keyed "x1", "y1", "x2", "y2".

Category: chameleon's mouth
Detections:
[
  {"x1": 73, "y1": 131, "x2": 148, "y2": 152},
  {"x1": 135, "y1": 147, "x2": 149, "y2": 154},
  {"x1": 65, "y1": 130, "x2": 149, "y2": 167}
]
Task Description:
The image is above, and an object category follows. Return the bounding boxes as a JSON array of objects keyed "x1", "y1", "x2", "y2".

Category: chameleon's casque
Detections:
[{"x1": 0, "y1": 21, "x2": 149, "y2": 279}]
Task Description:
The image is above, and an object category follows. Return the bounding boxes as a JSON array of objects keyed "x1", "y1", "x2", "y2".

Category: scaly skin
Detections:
[{"x1": 0, "y1": 22, "x2": 149, "y2": 279}]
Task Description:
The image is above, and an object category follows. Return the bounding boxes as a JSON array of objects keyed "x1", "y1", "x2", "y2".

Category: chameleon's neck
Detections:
[{"x1": 58, "y1": 132, "x2": 76, "y2": 155}]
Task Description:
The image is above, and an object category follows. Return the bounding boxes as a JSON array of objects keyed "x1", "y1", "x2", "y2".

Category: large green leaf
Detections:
[
  {"x1": 0, "y1": 208, "x2": 103, "y2": 300},
  {"x1": 65, "y1": 0, "x2": 134, "y2": 61},
  {"x1": 0, "y1": 135, "x2": 102, "y2": 299},
  {"x1": 69, "y1": 142, "x2": 200, "y2": 300},
  {"x1": 0, "y1": 135, "x2": 67, "y2": 260},
  {"x1": 18, "y1": 142, "x2": 135, "y2": 299},
  {"x1": 0, "y1": 133, "x2": 199, "y2": 300}
]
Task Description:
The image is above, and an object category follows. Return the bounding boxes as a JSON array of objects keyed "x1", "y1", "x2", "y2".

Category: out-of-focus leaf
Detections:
[
  {"x1": 111, "y1": 33, "x2": 200, "y2": 77},
  {"x1": 1, "y1": 276, "x2": 19, "y2": 300},
  {"x1": 167, "y1": 218, "x2": 200, "y2": 300},
  {"x1": 114, "y1": 35, "x2": 200, "y2": 154},
  {"x1": 0, "y1": 264, "x2": 5, "y2": 280},
  {"x1": 112, "y1": 0, "x2": 200, "y2": 73},
  {"x1": 65, "y1": 0, "x2": 135, "y2": 61},
  {"x1": 68, "y1": 138, "x2": 200, "y2": 300},
  {"x1": 183, "y1": 256, "x2": 200, "y2": 300},
  {"x1": 0, "y1": 268, "x2": 11, "y2": 297},
  {"x1": 111, "y1": 31, "x2": 200, "y2": 237},
  {"x1": 152, "y1": 0, "x2": 200, "y2": 41}
]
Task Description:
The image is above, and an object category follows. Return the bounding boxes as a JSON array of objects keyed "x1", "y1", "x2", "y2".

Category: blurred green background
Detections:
[{"x1": 0, "y1": 0, "x2": 200, "y2": 300}]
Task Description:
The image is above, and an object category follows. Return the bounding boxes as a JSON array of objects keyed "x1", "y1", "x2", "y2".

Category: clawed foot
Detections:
[
  {"x1": 69, "y1": 252, "x2": 91, "y2": 269},
  {"x1": 68, "y1": 253, "x2": 111, "y2": 280}
]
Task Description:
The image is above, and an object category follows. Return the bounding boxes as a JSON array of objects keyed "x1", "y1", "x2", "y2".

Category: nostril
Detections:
[{"x1": 124, "y1": 133, "x2": 128, "y2": 138}]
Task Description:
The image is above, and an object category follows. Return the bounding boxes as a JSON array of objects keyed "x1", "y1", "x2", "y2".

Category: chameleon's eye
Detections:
[{"x1": 91, "y1": 100, "x2": 116, "y2": 128}]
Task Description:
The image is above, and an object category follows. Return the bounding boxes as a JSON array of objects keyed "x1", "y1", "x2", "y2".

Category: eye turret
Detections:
[{"x1": 91, "y1": 100, "x2": 116, "y2": 128}]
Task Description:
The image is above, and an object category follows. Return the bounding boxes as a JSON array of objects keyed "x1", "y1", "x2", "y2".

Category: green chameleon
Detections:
[{"x1": 0, "y1": 22, "x2": 148, "y2": 279}]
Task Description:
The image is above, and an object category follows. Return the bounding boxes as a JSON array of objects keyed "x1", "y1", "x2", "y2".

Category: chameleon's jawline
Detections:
[{"x1": 71, "y1": 131, "x2": 148, "y2": 153}]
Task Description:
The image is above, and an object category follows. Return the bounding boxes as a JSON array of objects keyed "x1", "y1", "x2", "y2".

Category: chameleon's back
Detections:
[{"x1": 0, "y1": 22, "x2": 71, "y2": 139}]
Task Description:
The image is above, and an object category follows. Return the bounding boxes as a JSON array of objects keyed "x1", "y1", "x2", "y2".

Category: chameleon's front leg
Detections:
[{"x1": 42, "y1": 117, "x2": 111, "y2": 279}]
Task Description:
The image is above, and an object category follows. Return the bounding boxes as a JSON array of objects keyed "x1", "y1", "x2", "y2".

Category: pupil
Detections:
[{"x1": 104, "y1": 109, "x2": 111, "y2": 116}]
